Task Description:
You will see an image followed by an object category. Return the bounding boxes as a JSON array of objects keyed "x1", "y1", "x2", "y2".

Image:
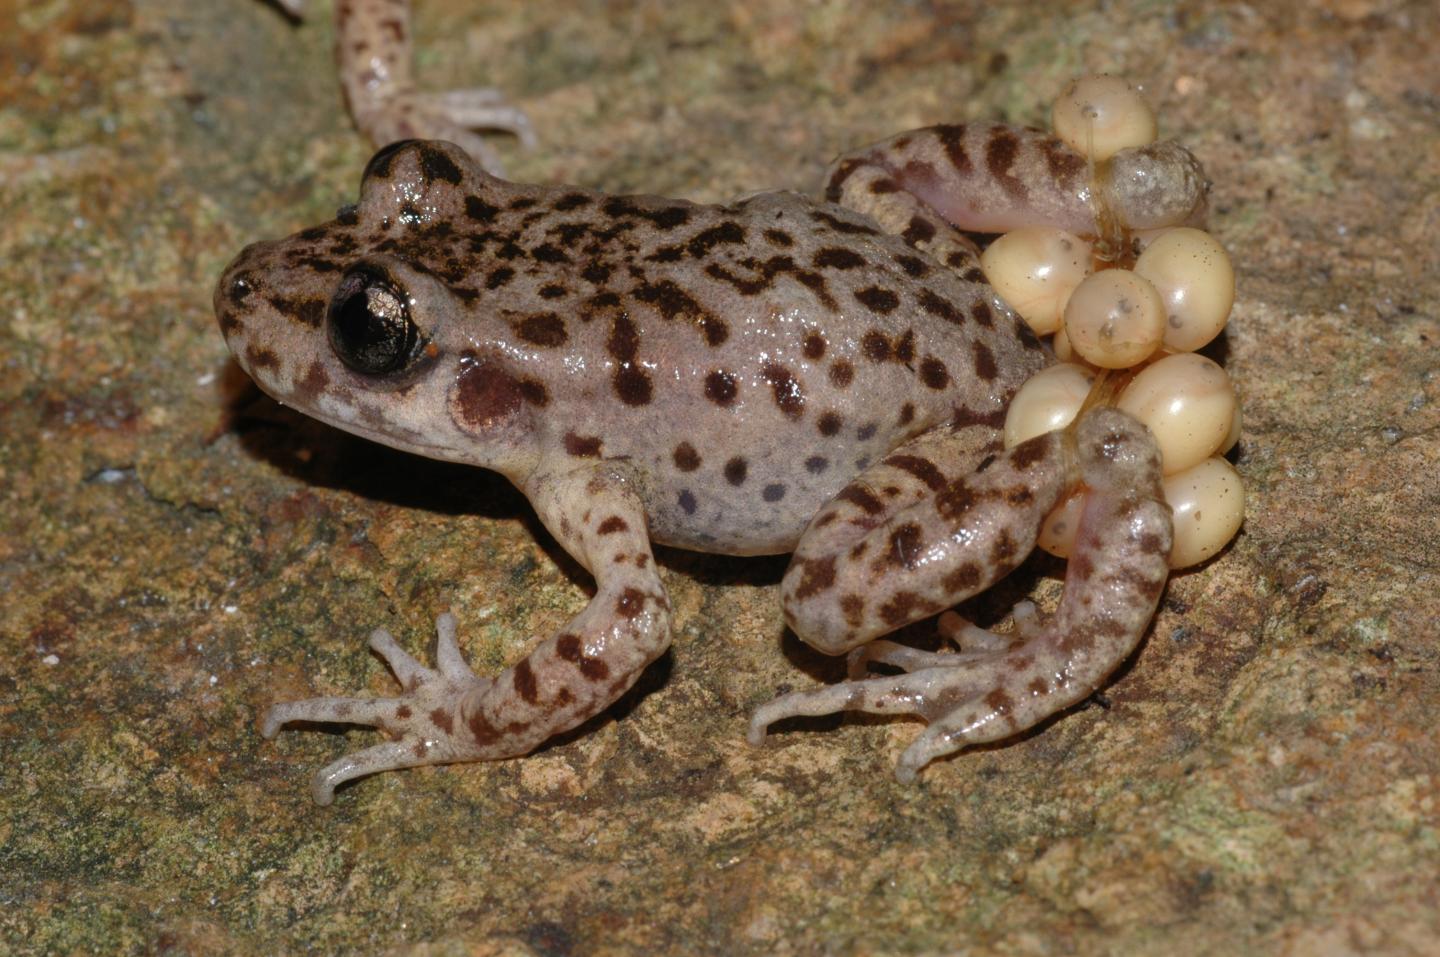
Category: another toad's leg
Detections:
[
  {"x1": 749, "y1": 409, "x2": 1172, "y2": 782},
  {"x1": 263, "y1": 462, "x2": 670, "y2": 804},
  {"x1": 326, "y1": 0, "x2": 535, "y2": 173}
]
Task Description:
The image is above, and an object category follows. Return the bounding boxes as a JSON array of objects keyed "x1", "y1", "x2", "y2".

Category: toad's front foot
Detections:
[{"x1": 262, "y1": 612, "x2": 493, "y2": 805}]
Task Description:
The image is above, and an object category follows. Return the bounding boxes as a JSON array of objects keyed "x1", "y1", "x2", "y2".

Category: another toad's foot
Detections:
[
  {"x1": 353, "y1": 89, "x2": 536, "y2": 176},
  {"x1": 262, "y1": 612, "x2": 492, "y2": 805}
]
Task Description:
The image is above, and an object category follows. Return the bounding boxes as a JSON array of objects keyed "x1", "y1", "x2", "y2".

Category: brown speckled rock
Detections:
[{"x1": 2, "y1": 0, "x2": 1437, "y2": 953}]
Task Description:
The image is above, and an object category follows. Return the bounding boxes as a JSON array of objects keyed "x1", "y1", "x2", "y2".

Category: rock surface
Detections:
[{"x1": 2, "y1": 0, "x2": 1437, "y2": 953}]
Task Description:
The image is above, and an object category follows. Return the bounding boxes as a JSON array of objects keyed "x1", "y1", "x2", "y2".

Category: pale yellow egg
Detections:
[
  {"x1": 1062, "y1": 268, "x2": 1166, "y2": 369},
  {"x1": 980, "y1": 227, "x2": 1093, "y2": 336},
  {"x1": 1051, "y1": 74, "x2": 1158, "y2": 162},
  {"x1": 1117, "y1": 353, "x2": 1237, "y2": 474},
  {"x1": 1163, "y1": 456, "x2": 1245, "y2": 568},
  {"x1": 1134, "y1": 227, "x2": 1235, "y2": 352},
  {"x1": 1003, "y1": 363, "x2": 1097, "y2": 448}
]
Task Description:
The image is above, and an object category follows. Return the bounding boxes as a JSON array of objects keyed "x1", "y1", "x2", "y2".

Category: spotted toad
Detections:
[{"x1": 217, "y1": 113, "x2": 1205, "y2": 802}]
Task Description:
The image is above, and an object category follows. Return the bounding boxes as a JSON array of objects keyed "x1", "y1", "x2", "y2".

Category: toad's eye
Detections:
[{"x1": 327, "y1": 269, "x2": 420, "y2": 375}]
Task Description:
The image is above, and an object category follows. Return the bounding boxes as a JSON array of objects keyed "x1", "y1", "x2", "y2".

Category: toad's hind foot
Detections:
[
  {"x1": 262, "y1": 612, "x2": 494, "y2": 806},
  {"x1": 748, "y1": 639, "x2": 1038, "y2": 783}
]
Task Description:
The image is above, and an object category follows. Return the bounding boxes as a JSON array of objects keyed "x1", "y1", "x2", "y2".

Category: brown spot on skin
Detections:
[
  {"x1": 1009, "y1": 436, "x2": 1051, "y2": 470},
  {"x1": 762, "y1": 483, "x2": 787, "y2": 503},
  {"x1": 879, "y1": 591, "x2": 923, "y2": 626},
  {"x1": 512, "y1": 660, "x2": 539, "y2": 704},
  {"x1": 516, "y1": 313, "x2": 567, "y2": 347},
  {"x1": 809, "y1": 209, "x2": 882, "y2": 237},
  {"x1": 942, "y1": 562, "x2": 983, "y2": 595},
  {"x1": 824, "y1": 158, "x2": 864, "y2": 202},
  {"x1": 805, "y1": 456, "x2": 828, "y2": 474},
  {"x1": 1138, "y1": 532, "x2": 1167, "y2": 555},
  {"x1": 452, "y1": 354, "x2": 523, "y2": 429},
  {"x1": 764, "y1": 229, "x2": 794, "y2": 247},
  {"x1": 518, "y1": 378, "x2": 549, "y2": 406},
  {"x1": 762, "y1": 363, "x2": 804, "y2": 419},
  {"x1": 724, "y1": 457, "x2": 748, "y2": 486},
  {"x1": 705, "y1": 370, "x2": 738, "y2": 406},
  {"x1": 857, "y1": 422, "x2": 878, "y2": 441},
  {"x1": 296, "y1": 361, "x2": 330, "y2": 402},
  {"x1": 818, "y1": 411, "x2": 843, "y2": 437},
  {"x1": 855, "y1": 286, "x2": 901, "y2": 313},
  {"x1": 633, "y1": 279, "x2": 728, "y2": 346},
  {"x1": 971, "y1": 300, "x2": 995, "y2": 327},
  {"x1": 1071, "y1": 552, "x2": 1096, "y2": 582},
  {"x1": 687, "y1": 221, "x2": 747, "y2": 258},
  {"x1": 614, "y1": 367, "x2": 653, "y2": 406},
  {"x1": 1005, "y1": 485, "x2": 1035, "y2": 507},
  {"x1": 678, "y1": 490, "x2": 697, "y2": 514},
  {"x1": 917, "y1": 288, "x2": 964, "y2": 325},
  {"x1": 556, "y1": 633, "x2": 583, "y2": 661},
  {"x1": 850, "y1": 541, "x2": 869, "y2": 559},
  {"x1": 635, "y1": 554, "x2": 650, "y2": 568},
  {"x1": 898, "y1": 402, "x2": 916, "y2": 426},
  {"x1": 395, "y1": 704, "x2": 412, "y2": 720},
  {"x1": 793, "y1": 555, "x2": 837, "y2": 599},
  {"x1": 564, "y1": 432, "x2": 603, "y2": 457},
  {"x1": 486, "y1": 267, "x2": 515, "y2": 289},
  {"x1": 553, "y1": 192, "x2": 593, "y2": 211},
  {"x1": 919, "y1": 357, "x2": 950, "y2": 390},
  {"x1": 836, "y1": 484, "x2": 883, "y2": 515},
  {"x1": 673, "y1": 442, "x2": 701, "y2": 472},
  {"x1": 894, "y1": 330, "x2": 915, "y2": 364},
  {"x1": 829, "y1": 360, "x2": 855, "y2": 387},
  {"x1": 888, "y1": 523, "x2": 925, "y2": 570},
  {"x1": 840, "y1": 594, "x2": 865, "y2": 626},
  {"x1": 984, "y1": 688, "x2": 1016, "y2": 718},
  {"x1": 972, "y1": 341, "x2": 999, "y2": 381},
  {"x1": 935, "y1": 479, "x2": 979, "y2": 522},
  {"x1": 902, "y1": 216, "x2": 936, "y2": 246},
  {"x1": 985, "y1": 127, "x2": 1028, "y2": 199},
  {"x1": 428, "y1": 707, "x2": 454, "y2": 735},
  {"x1": 1027, "y1": 677, "x2": 1050, "y2": 696},
  {"x1": 894, "y1": 254, "x2": 930, "y2": 278},
  {"x1": 1041, "y1": 136, "x2": 1087, "y2": 185},
  {"x1": 580, "y1": 656, "x2": 610, "y2": 681},
  {"x1": 813, "y1": 247, "x2": 867, "y2": 270},
  {"x1": 597, "y1": 516, "x2": 628, "y2": 535},
  {"x1": 608, "y1": 314, "x2": 638, "y2": 361},
  {"x1": 245, "y1": 346, "x2": 279, "y2": 370},
  {"x1": 466, "y1": 195, "x2": 500, "y2": 221},
  {"x1": 861, "y1": 331, "x2": 891, "y2": 362},
  {"x1": 802, "y1": 331, "x2": 827, "y2": 360},
  {"x1": 936, "y1": 124, "x2": 973, "y2": 175},
  {"x1": 886, "y1": 454, "x2": 946, "y2": 492},
  {"x1": 616, "y1": 587, "x2": 646, "y2": 619},
  {"x1": 990, "y1": 529, "x2": 1018, "y2": 565}
]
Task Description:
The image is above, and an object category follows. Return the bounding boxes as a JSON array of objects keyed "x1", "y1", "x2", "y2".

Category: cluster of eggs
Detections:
[{"x1": 985, "y1": 76, "x2": 1243, "y2": 569}]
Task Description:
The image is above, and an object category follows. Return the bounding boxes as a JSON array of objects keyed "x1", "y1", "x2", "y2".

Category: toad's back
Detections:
[{"x1": 217, "y1": 142, "x2": 1045, "y2": 555}]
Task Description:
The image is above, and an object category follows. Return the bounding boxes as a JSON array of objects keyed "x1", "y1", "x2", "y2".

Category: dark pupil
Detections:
[{"x1": 328, "y1": 275, "x2": 416, "y2": 375}]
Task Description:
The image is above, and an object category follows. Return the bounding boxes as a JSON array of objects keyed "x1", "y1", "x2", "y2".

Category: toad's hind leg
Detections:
[{"x1": 750, "y1": 408, "x2": 1172, "y2": 782}]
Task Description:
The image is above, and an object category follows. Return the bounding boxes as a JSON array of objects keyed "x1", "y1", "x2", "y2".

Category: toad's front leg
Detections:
[
  {"x1": 263, "y1": 462, "x2": 670, "y2": 804},
  {"x1": 750, "y1": 408, "x2": 1172, "y2": 782}
]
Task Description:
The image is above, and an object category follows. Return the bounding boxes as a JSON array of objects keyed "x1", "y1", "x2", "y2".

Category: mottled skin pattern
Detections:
[
  {"x1": 222, "y1": 7, "x2": 1204, "y2": 803},
  {"x1": 273, "y1": 0, "x2": 534, "y2": 173}
]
